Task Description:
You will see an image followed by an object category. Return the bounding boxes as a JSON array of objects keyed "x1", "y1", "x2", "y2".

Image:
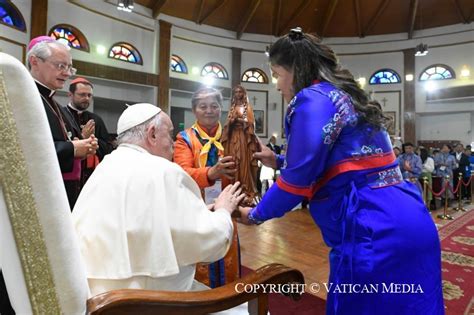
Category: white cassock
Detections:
[{"x1": 72, "y1": 143, "x2": 233, "y2": 296}]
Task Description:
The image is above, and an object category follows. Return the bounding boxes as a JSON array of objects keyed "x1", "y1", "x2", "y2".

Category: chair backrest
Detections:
[{"x1": 0, "y1": 52, "x2": 89, "y2": 315}]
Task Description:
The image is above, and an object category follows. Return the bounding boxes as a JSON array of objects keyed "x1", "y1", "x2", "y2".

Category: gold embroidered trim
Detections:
[{"x1": 0, "y1": 70, "x2": 60, "y2": 314}]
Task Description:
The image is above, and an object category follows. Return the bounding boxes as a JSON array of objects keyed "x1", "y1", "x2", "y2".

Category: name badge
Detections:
[{"x1": 205, "y1": 179, "x2": 222, "y2": 205}]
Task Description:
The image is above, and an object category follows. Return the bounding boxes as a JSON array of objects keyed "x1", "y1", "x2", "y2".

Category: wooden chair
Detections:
[{"x1": 0, "y1": 52, "x2": 304, "y2": 315}]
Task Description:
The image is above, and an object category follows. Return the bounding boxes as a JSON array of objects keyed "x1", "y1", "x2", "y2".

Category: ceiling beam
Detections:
[
  {"x1": 353, "y1": 0, "x2": 361, "y2": 37},
  {"x1": 236, "y1": 0, "x2": 262, "y2": 39},
  {"x1": 449, "y1": 0, "x2": 469, "y2": 24},
  {"x1": 320, "y1": 0, "x2": 338, "y2": 37},
  {"x1": 407, "y1": 0, "x2": 419, "y2": 39},
  {"x1": 362, "y1": 0, "x2": 390, "y2": 37},
  {"x1": 272, "y1": 0, "x2": 282, "y2": 36},
  {"x1": 278, "y1": 0, "x2": 312, "y2": 36},
  {"x1": 152, "y1": 0, "x2": 168, "y2": 19},
  {"x1": 199, "y1": 0, "x2": 229, "y2": 24},
  {"x1": 193, "y1": 0, "x2": 205, "y2": 23}
]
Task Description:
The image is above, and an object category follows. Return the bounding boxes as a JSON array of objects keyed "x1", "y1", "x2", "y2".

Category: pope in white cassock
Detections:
[{"x1": 72, "y1": 103, "x2": 245, "y2": 296}]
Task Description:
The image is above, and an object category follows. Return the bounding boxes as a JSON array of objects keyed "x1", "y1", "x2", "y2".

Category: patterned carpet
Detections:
[{"x1": 439, "y1": 209, "x2": 474, "y2": 315}]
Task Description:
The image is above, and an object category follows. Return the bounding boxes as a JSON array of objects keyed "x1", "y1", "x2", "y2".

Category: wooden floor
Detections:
[{"x1": 238, "y1": 200, "x2": 473, "y2": 301}]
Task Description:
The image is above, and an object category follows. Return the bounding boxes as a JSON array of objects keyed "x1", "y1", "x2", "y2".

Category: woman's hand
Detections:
[
  {"x1": 208, "y1": 156, "x2": 237, "y2": 180},
  {"x1": 253, "y1": 139, "x2": 277, "y2": 169},
  {"x1": 236, "y1": 206, "x2": 253, "y2": 225},
  {"x1": 214, "y1": 182, "x2": 245, "y2": 214}
]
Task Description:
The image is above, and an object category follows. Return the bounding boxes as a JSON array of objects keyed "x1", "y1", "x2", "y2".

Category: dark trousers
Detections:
[
  {"x1": 64, "y1": 180, "x2": 81, "y2": 210},
  {"x1": 0, "y1": 271, "x2": 15, "y2": 315}
]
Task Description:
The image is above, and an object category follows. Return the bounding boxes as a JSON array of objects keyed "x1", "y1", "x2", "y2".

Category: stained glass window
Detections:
[
  {"x1": 48, "y1": 24, "x2": 89, "y2": 51},
  {"x1": 0, "y1": 1, "x2": 26, "y2": 31},
  {"x1": 171, "y1": 55, "x2": 188, "y2": 73},
  {"x1": 419, "y1": 65, "x2": 455, "y2": 81},
  {"x1": 369, "y1": 69, "x2": 401, "y2": 84},
  {"x1": 201, "y1": 62, "x2": 228, "y2": 79},
  {"x1": 108, "y1": 42, "x2": 143, "y2": 65},
  {"x1": 242, "y1": 68, "x2": 268, "y2": 83}
]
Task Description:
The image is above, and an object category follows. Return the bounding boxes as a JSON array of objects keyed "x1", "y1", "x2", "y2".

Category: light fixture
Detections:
[
  {"x1": 405, "y1": 74, "x2": 414, "y2": 81},
  {"x1": 203, "y1": 75, "x2": 215, "y2": 87},
  {"x1": 357, "y1": 77, "x2": 366, "y2": 88},
  {"x1": 117, "y1": 0, "x2": 134, "y2": 12},
  {"x1": 460, "y1": 65, "x2": 470, "y2": 78},
  {"x1": 414, "y1": 43, "x2": 428, "y2": 56},
  {"x1": 425, "y1": 80, "x2": 437, "y2": 92},
  {"x1": 96, "y1": 45, "x2": 106, "y2": 55}
]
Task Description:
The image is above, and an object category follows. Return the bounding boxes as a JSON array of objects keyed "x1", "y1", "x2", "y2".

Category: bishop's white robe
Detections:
[{"x1": 72, "y1": 144, "x2": 233, "y2": 296}]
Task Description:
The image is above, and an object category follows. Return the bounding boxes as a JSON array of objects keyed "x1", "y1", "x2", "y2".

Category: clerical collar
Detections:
[
  {"x1": 34, "y1": 80, "x2": 56, "y2": 98},
  {"x1": 119, "y1": 143, "x2": 150, "y2": 154},
  {"x1": 68, "y1": 103, "x2": 84, "y2": 114}
]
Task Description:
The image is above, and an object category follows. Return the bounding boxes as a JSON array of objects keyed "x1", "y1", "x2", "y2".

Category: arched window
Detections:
[
  {"x1": 242, "y1": 68, "x2": 268, "y2": 83},
  {"x1": 48, "y1": 24, "x2": 89, "y2": 52},
  {"x1": 369, "y1": 69, "x2": 401, "y2": 84},
  {"x1": 108, "y1": 42, "x2": 143, "y2": 65},
  {"x1": 171, "y1": 55, "x2": 188, "y2": 73},
  {"x1": 0, "y1": 1, "x2": 26, "y2": 31},
  {"x1": 419, "y1": 64, "x2": 455, "y2": 81},
  {"x1": 201, "y1": 62, "x2": 228, "y2": 79}
]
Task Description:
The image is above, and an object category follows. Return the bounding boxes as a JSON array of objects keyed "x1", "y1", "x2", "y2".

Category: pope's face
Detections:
[{"x1": 153, "y1": 114, "x2": 174, "y2": 161}]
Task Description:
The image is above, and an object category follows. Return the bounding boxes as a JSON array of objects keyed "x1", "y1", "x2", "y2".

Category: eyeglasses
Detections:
[{"x1": 37, "y1": 56, "x2": 77, "y2": 75}]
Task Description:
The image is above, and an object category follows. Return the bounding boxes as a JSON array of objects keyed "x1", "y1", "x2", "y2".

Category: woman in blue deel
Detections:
[{"x1": 240, "y1": 28, "x2": 444, "y2": 315}]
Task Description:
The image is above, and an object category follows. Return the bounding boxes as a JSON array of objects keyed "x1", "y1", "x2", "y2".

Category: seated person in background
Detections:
[
  {"x1": 393, "y1": 146, "x2": 401, "y2": 157},
  {"x1": 398, "y1": 142, "x2": 422, "y2": 180},
  {"x1": 266, "y1": 136, "x2": 281, "y2": 154},
  {"x1": 72, "y1": 103, "x2": 244, "y2": 296}
]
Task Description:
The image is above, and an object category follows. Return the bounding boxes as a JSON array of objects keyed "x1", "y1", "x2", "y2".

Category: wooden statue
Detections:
[{"x1": 222, "y1": 85, "x2": 261, "y2": 206}]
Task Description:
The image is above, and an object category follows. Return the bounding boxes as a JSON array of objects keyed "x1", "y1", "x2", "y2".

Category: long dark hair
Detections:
[
  {"x1": 419, "y1": 147, "x2": 429, "y2": 164},
  {"x1": 269, "y1": 28, "x2": 384, "y2": 127}
]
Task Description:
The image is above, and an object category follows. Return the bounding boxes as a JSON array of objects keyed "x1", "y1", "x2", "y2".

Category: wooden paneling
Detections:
[
  {"x1": 170, "y1": 78, "x2": 231, "y2": 98},
  {"x1": 136, "y1": 0, "x2": 472, "y2": 38},
  {"x1": 73, "y1": 60, "x2": 159, "y2": 86},
  {"x1": 403, "y1": 49, "x2": 416, "y2": 143},
  {"x1": 231, "y1": 47, "x2": 242, "y2": 88},
  {"x1": 158, "y1": 20, "x2": 172, "y2": 112},
  {"x1": 426, "y1": 85, "x2": 474, "y2": 101},
  {"x1": 30, "y1": 0, "x2": 48, "y2": 39}
]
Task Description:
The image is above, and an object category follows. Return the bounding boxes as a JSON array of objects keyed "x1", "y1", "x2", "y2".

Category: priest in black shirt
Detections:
[
  {"x1": 66, "y1": 77, "x2": 113, "y2": 184},
  {"x1": 27, "y1": 36, "x2": 98, "y2": 209}
]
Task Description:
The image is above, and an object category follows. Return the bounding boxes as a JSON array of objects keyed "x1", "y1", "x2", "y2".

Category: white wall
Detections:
[
  {"x1": 417, "y1": 112, "x2": 472, "y2": 145},
  {"x1": 1, "y1": 1, "x2": 473, "y2": 143},
  {"x1": 48, "y1": 0, "x2": 157, "y2": 73},
  {"x1": 0, "y1": 0, "x2": 31, "y2": 62}
]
